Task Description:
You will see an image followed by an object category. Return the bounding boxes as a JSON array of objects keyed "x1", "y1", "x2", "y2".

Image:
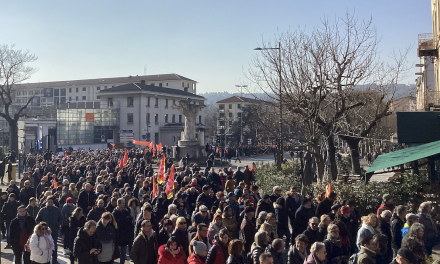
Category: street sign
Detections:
[{"x1": 142, "y1": 135, "x2": 146, "y2": 139}]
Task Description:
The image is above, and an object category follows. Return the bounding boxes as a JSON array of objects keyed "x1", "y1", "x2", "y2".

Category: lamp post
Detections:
[
  {"x1": 254, "y1": 42, "x2": 283, "y2": 170},
  {"x1": 235, "y1": 84, "x2": 248, "y2": 149}
]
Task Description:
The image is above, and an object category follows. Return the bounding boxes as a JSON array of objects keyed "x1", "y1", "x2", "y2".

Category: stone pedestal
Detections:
[{"x1": 174, "y1": 140, "x2": 203, "y2": 159}]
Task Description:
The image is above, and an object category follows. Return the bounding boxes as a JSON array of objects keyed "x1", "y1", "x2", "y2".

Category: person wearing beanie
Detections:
[
  {"x1": 189, "y1": 223, "x2": 211, "y2": 255},
  {"x1": 188, "y1": 240, "x2": 207, "y2": 264},
  {"x1": 1, "y1": 192, "x2": 20, "y2": 249},
  {"x1": 61, "y1": 196, "x2": 76, "y2": 255},
  {"x1": 241, "y1": 206, "x2": 257, "y2": 253},
  {"x1": 377, "y1": 193, "x2": 394, "y2": 216},
  {"x1": 401, "y1": 213, "x2": 419, "y2": 237},
  {"x1": 189, "y1": 212, "x2": 204, "y2": 239},
  {"x1": 222, "y1": 205, "x2": 239, "y2": 239},
  {"x1": 256, "y1": 194, "x2": 275, "y2": 218},
  {"x1": 340, "y1": 205, "x2": 358, "y2": 254},
  {"x1": 226, "y1": 191, "x2": 240, "y2": 222}
]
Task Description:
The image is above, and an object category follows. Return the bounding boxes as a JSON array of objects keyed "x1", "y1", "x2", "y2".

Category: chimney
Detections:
[{"x1": 140, "y1": 80, "x2": 145, "y2": 85}]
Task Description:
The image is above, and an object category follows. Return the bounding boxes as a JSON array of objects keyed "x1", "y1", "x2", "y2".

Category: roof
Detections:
[
  {"x1": 99, "y1": 82, "x2": 205, "y2": 100},
  {"x1": 216, "y1": 96, "x2": 266, "y2": 104},
  {"x1": 366, "y1": 139, "x2": 440, "y2": 173},
  {"x1": 17, "y1": 74, "x2": 196, "y2": 89}
]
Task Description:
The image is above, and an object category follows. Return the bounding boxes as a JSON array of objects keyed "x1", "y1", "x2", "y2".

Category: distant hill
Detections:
[{"x1": 199, "y1": 83, "x2": 416, "y2": 105}]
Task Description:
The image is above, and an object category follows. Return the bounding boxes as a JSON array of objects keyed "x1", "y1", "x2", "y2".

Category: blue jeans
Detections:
[{"x1": 118, "y1": 245, "x2": 127, "y2": 264}]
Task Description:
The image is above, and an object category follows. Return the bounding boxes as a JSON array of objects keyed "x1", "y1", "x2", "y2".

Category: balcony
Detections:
[
  {"x1": 416, "y1": 89, "x2": 440, "y2": 110},
  {"x1": 418, "y1": 33, "x2": 437, "y2": 57}
]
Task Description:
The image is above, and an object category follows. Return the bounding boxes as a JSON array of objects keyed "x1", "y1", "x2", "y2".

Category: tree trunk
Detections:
[
  {"x1": 327, "y1": 135, "x2": 338, "y2": 180},
  {"x1": 315, "y1": 154, "x2": 325, "y2": 182},
  {"x1": 346, "y1": 137, "x2": 362, "y2": 175},
  {"x1": 9, "y1": 121, "x2": 19, "y2": 155}
]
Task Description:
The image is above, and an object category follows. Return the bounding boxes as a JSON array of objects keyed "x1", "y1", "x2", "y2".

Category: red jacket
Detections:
[
  {"x1": 188, "y1": 253, "x2": 205, "y2": 264},
  {"x1": 158, "y1": 245, "x2": 185, "y2": 264}
]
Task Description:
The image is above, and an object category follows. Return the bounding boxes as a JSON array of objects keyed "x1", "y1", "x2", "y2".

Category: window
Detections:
[
  {"x1": 229, "y1": 112, "x2": 232, "y2": 118},
  {"x1": 54, "y1": 89, "x2": 59, "y2": 96},
  {"x1": 238, "y1": 104, "x2": 242, "y2": 109},
  {"x1": 97, "y1": 87, "x2": 100, "y2": 90},
  {"x1": 182, "y1": 82, "x2": 184, "y2": 87},
  {"x1": 155, "y1": 98, "x2": 158, "y2": 107},
  {"x1": 127, "y1": 97, "x2": 134, "y2": 107},
  {"x1": 22, "y1": 91, "x2": 27, "y2": 95},
  {"x1": 154, "y1": 114, "x2": 159, "y2": 123},
  {"x1": 69, "y1": 97, "x2": 71, "y2": 101},
  {"x1": 173, "y1": 100, "x2": 175, "y2": 105},
  {"x1": 76, "y1": 88, "x2": 79, "y2": 92},
  {"x1": 184, "y1": 87, "x2": 188, "y2": 92},
  {"x1": 127, "y1": 113, "x2": 134, "y2": 123},
  {"x1": 218, "y1": 104, "x2": 224, "y2": 110},
  {"x1": 154, "y1": 133, "x2": 159, "y2": 144},
  {"x1": 172, "y1": 114, "x2": 175, "y2": 123},
  {"x1": 82, "y1": 96, "x2": 86, "y2": 100},
  {"x1": 146, "y1": 133, "x2": 151, "y2": 141},
  {"x1": 104, "y1": 86, "x2": 107, "y2": 89},
  {"x1": 179, "y1": 115, "x2": 182, "y2": 123},
  {"x1": 159, "y1": 83, "x2": 162, "y2": 87},
  {"x1": 165, "y1": 114, "x2": 168, "y2": 123},
  {"x1": 76, "y1": 96, "x2": 79, "y2": 101},
  {"x1": 147, "y1": 96, "x2": 150, "y2": 107},
  {"x1": 69, "y1": 88, "x2": 72, "y2": 93},
  {"x1": 166, "y1": 83, "x2": 168, "y2": 86},
  {"x1": 229, "y1": 121, "x2": 233, "y2": 126},
  {"x1": 108, "y1": 98, "x2": 113, "y2": 107},
  {"x1": 150, "y1": 83, "x2": 154, "y2": 86},
  {"x1": 61, "y1": 89, "x2": 66, "y2": 96},
  {"x1": 229, "y1": 104, "x2": 232, "y2": 109},
  {"x1": 199, "y1": 115, "x2": 202, "y2": 124},
  {"x1": 97, "y1": 96, "x2": 100, "y2": 99},
  {"x1": 82, "y1": 87, "x2": 86, "y2": 91},
  {"x1": 219, "y1": 121, "x2": 225, "y2": 126},
  {"x1": 146, "y1": 113, "x2": 150, "y2": 124},
  {"x1": 165, "y1": 99, "x2": 168, "y2": 108},
  {"x1": 237, "y1": 113, "x2": 242, "y2": 118},
  {"x1": 219, "y1": 113, "x2": 225, "y2": 118}
]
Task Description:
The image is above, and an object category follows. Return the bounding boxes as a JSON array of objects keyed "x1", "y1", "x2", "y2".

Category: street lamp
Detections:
[
  {"x1": 254, "y1": 42, "x2": 283, "y2": 170},
  {"x1": 235, "y1": 84, "x2": 248, "y2": 147}
]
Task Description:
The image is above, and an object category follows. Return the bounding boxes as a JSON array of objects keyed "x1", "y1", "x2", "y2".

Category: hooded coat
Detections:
[
  {"x1": 158, "y1": 244, "x2": 184, "y2": 264},
  {"x1": 73, "y1": 228, "x2": 102, "y2": 264},
  {"x1": 293, "y1": 205, "x2": 314, "y2": 237}
]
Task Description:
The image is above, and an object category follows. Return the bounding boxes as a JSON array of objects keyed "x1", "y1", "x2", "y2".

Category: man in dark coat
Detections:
[
  {"x1": 2, "y1": 193, "x2": 20, "y2": 249},
  {"x1": 301, "y1": 217, "x2": 319, "y2": 251},
  {"x1": 293, "y1": 198, "x2": 314, "y2": 237},
  {"x1": 240, "y1": 206, "x2": 256, "y2": 253},
  {"x1": 270, "y1": 186, "x2": 281, "y2": 203},
  {"x1": 256, "y1": 194, "x2": 275, "y2": 217},
  {"x1": 78, "y1": 183, "x2": 96, "y2": 215},
  {"x1": 286, "y1": 187, "x2": 302, "y2": 231},
  {"x1": 130, "y1": 220, "x2": 158, "y2": 264},
  {"x1": 196, "y1": 185, "x2": 214, "y2": 211},
  {"x1": 315, "y1": 191, "x2": 336, "y2": 219},
  {"x1": 19, "y1": 180, "x2": 35, "y2": 206},
  {"x1": 10, "y1": 205, "x2": 36, "y2": 264},
  {"x1": 73, "y1": 221, "x2": 102, "y2": 264},
  {"x1": 233, "y1": 167, "x2": 245, "y2": 184}
]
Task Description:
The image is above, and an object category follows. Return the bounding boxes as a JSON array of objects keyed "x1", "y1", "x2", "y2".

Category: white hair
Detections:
[
  {"x1": 381, "y1": 210, "x2": 392, "y2": 217},
  {"x1": 168, "y1": 204, "x2": 177, "y2": 211},
  {"x1": 311, "y1": 242, "x2": 325, "y2": 254}
]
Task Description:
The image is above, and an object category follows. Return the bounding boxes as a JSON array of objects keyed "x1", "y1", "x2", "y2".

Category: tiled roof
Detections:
[
  {"x1": 216, "y1": 96, "x2": 265, "y2": 104},
  {"x1": 99, "y1": 82, "x2": 205, "y2": 100},
  {"x1": 18, "y1": 74, "x2": 196, "y2": 89}
]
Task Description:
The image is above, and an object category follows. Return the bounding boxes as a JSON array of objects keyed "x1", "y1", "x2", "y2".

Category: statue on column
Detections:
[{"x1": 172, "y1": 98, "x2": 206, "y2": 141}]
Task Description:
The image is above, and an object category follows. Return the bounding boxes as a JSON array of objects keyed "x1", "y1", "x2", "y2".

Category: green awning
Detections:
[{"x1": 366, "y1": 139, "x2": 440, "y2": 173}]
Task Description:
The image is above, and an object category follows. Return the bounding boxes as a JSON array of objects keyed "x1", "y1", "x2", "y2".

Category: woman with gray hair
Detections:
[
  {"x1": 418, "y1": 201, "x2": 438, "y2": 255},
  {"x1": 250, "y1": 231, "x2": 269, "y2": 264},
  {"x1": 303, "y1": 242, "x2": 327, "y2": 264}
]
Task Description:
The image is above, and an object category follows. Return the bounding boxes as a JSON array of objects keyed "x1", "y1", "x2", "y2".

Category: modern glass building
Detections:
[{"x1": 57, "y1": 102, "x2": 119, "y2": 146}]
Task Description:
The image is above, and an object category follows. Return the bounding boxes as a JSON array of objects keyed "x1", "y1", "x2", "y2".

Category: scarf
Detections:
[
  {"x1": 18, "y1": 214, "x2": 27, "y2": 231},
  {"x1": 327, "y1": 234, "x2": 342, "y2": 248},
  {"x1": 297, "y1": 248, "x2": 307, "y2": 260},
  {"x1": 167, "y1": 246, "x2": 180, "y2": 258},
  {"x1": 362, "y1": 223, "x2": 376, "y2": 236},
  {"x1": 43, "y1": 234, "x2": 53, "y2": 250}
]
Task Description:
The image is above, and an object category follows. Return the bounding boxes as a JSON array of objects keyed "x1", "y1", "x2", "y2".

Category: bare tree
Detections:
[
  {"x1": 248, "y1": 12, "x2": 409, "y2": 180},
  {"x1": 0, "y1": 45, "x2": 38, "y2": 154}
]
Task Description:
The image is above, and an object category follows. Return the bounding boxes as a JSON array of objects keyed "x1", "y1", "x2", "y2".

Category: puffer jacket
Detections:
[
  {"x1": 30, "y1": 230, "x2": 55, "y2": 264},
  {"x1": 157, "y1": 244, "x2": 184, "y2": 264},
  {"x1": 250, "y1": 243, "x2": 266, "y2": 264},
  {"x1": 188, "y1": 253, "x2": 206, "y2": 264},
  {"x1": 208, "y1": 221, "x2": 225, "y2": 243},
  {"x1": 95, "y1": 220, "x2": 116, "y2": 263},
  {"x1": 222, "y1": 214, "x2": 239, "y2": 239},
  {"x1": 206, "y1": 240, "x2": 228, "y2": 264},
  {"x1": 287, "y1": 245, "x2": 308, "y2": 264},
  {"x1": 69, "y1": 216, "x2": 86, "y2": 251}
]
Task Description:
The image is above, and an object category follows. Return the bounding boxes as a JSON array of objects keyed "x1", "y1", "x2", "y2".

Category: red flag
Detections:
[
  {"x1": 325, "y1": 183, "x2": 332, "y2": 198},
  {"x1": 152, "y1": 175, "x2": 158, "y2": 198},
  {"x1": 119, "y1": 149, "x2": 128, "y2": 169},
  {"x1": 110, "y1": 143, "x2": 115, "y2": 147},
  {"x1": 166, "y1": 165, "x2": 175, "y2": 199},
  {"x1": 158, "y1": 143, "x2": 163, "y2": 151},
  {"x1": 157, "y1": 155, "x2": 166, "y2": 184},
  {"x1": 53, "y1": 179, "x2": 58, "y2": 188}
]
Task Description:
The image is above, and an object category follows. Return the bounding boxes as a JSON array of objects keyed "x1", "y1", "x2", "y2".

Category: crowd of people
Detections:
[{"x1": 0, "y1": 148, "x2": 439, "y2": 264}]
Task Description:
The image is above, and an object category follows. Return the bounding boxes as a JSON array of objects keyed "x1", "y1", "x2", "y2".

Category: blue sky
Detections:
[{"x1": 2, "y1": 0, "x2": 432, "y2": 93}]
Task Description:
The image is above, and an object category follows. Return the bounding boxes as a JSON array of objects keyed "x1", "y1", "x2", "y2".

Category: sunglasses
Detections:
[
  {"x1": 179, "y1": 222, "x2": 187, "y2": 225},
  {"x1": 201, "y1": 211, "x2": 207, "y2": 213},
  {"x1": 331, "y1": 230, "x2": 340, "y2": 233},
  {"x1": 311, "y1": 223, "x2": 318, "y2": 226},
  {"x1": 41, "y1": 227, "x2": 47, "y2": 231}
]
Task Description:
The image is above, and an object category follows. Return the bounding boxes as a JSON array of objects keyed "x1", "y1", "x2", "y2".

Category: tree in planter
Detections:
[
  {"x1": 248, "y1": 12, "x2": 410, "y2": 180},
  {"x1": 0, "y1": 45, "x2": 38, "y2": 154}
]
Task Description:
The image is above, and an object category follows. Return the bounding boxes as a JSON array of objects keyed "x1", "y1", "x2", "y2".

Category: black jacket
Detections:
[
  {"x1": 285, "y1": 195, "x2": 301, "y2": 218},
  {"x1": 256, "y1": 200, "x2": 274, "y2": 216},
  {"x1": 390, "y1": 216, "x2": 405, "y2": 250},
  {"x1": 77, "y1": 190, "x2": 96, "y2": 215},
  {"x1": 86, "y1": 207, "x2": 106, "y2": 222},
  {"x1": 266, "y1": 244, "x2": 284, "y2": 264},
  {"x1": 241, "y1": 217, "x2": 256, "y2": 253},
  {"x1": 315, "y1": 198, "x2": 333, "y2": 219},
  {"x1": 113, "y1": 207, "x2": 134, "y2": 246},
  {"x1": 1, "y1": 200, "x2": 20, "y2": 223},
  {"x1": 274, "y1": 204, "x2": 289, "y2": 230},
  {"x1": 172, "y1": 228, "x2": 189, "y2": 257},
  {"x1": 157, "y1": 227, "x2": 171, "y2": 246},
  {"x1": 73, "y1": 228, "x2": 102, "y2": 264},
  {"x1": 226, "y1": 255, "x2": 246, "y2": 264},
  {"x1": 287, "y1": 245, "x2": 308, "y2": 264},
  {"x1": 19, "y1": 188, "x2": 35, "y2": 206},
  {"x1": 9, "y1": 214, "x2": 36, "y2": 249},
  {"x1": 293, "y1": 206, "x2": 314, "y2": 237},
  {"x1": 302, "y1": 226, "x2": 319, "y2": 250},
  {"x1": 95, "y1": 220, "x2": 116, "y2": 243},
  {"x1": 130, "y1": 230, "x2": 158, "y2": 264},
  {"x1": 69, "y1": 216, "x2": 86, "y2": 251}
]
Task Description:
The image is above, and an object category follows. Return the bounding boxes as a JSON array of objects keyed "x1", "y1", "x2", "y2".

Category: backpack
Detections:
[
  {"x1": 24, "y1": 235, "x2": 39, "y2": 253},
  {"x1": 348, "y1": 252, "x2": 365, "y2": 264}
]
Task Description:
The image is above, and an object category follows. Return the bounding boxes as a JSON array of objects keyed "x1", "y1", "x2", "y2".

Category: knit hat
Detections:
[
  {"x1": 396, "y1": 248, "x2": 418, "y2": 263},
  {"x1": 406, "y1": 213, "x2": 419, "y2": 222},
  {"x1": 66, "y1": 197, "x2": 73, "y2": 203},
  {"x1": 262, "y1": 194, "x2": 270, "y2": 200},
  {"x1": 341, "y1": 206, "x2": 350, "y2": 214},
  {"x1": 383, "y1": 194, "x2": 392, "y2": 202},
  {"x1": 301, "y1": 198, "x2": 311, "y2": 206},
  {"x1": 8, "y1": 193, "x2": 15, "y2": 198},
  {"x1": 244, "y1": 206, "x2": 255, "y2": 214},
  {"x1": 193, "y1": 213, "x2": 204, "y2": 224},
  {"x1": 193, "y1": 241, "x2": 207, "y2": 255},
  {"x1": 63, "y1": 179, "x2": 69, "y2": 185},
  {"x1": 228, "y1": 192, "x2": 236, "y2": 198}
]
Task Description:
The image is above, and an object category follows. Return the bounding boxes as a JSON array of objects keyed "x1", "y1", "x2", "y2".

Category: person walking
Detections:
[
  {"x1": 287, "y1": 234, "x2": 309, "y2": 264},
  {"x1": 2, "y1": 193, "x2": 20, "y2": 249},
  {"x1": 29, "y1": 222, "x2": 55, "y2": 264},
  {"x1": 62, "y1": 197, "x2": 76, "y2": 255},
  {"x1": 35, "y1": 195, "x2": 63, "y2": 264},
  {"x1": 95, "y1": 212, "x2": 117, "y2": 264},
  {"x1": 226, "y1": 239, "x2": 246, "y2": 264},
  {"x1": 113, "y1": 198, "x2": 134, "y2": 264},
  {"x1": 206, "y1": 228, "x2": 229, "y2": 264},
  {"x1": 390, "y1": 205, "x2": 407, "y2": 258},
  {"x1": 9, "y1": 205, "x2": 36, "y2": 264},
  {"x1": 130, "y1": 220, "x2": 158, "y2": 264},
  {"x1": 188, "y1": 241, "x2": 208, "y2": 264},
  {"x1": 303, "y1": 242, "x2": 327, "y2": 264},
  {"x1": 158, "y1": 237, "x2": 184, "y2": 264},
  {"x1": 250, "y1": 231, "x2": 269, "y2": 264},
  {"x1": 172, "y1": 217, "x2": 190, "y2": 258},
  {"x1": 69, "y1": 207, "x2": 87, "y2": 264},
  {"x1": 73, "y1": 220, "x2": 102, "y2": 264}
]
